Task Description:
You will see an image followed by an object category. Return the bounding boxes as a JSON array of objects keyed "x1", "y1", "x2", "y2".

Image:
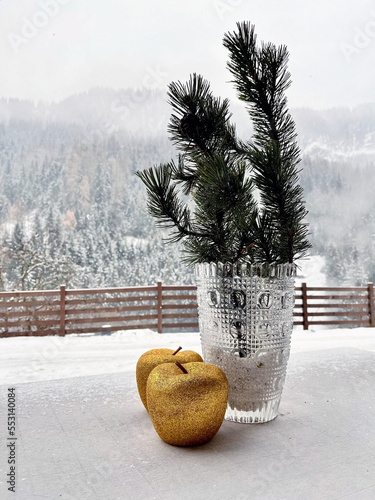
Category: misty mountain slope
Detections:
[
  {"x1": 0, "y1": 88, "x2": 171, "y2": 140},
  {"x1": 0, "y1": 89, "x2": 375, "y2": 289},
  {"x1": 2, "y1": 89, "x2": 375, "y2": 163},
  {"x1": 294, "y1": 104, "x2": 375, "y2": 163}
]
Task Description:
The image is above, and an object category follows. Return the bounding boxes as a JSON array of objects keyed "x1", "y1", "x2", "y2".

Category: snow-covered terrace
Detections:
[{"x1": 1, "y1": 327, "x2": 375, "y2": 499}]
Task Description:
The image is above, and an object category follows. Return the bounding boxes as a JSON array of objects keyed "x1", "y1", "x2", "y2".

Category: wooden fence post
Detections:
[
  {"x1": 301, "y1": 282, "x2": 309, "y2": 330},
  {"x1": 59, "y1": 285, "x2": 66, "y2": 336},
  {"x1": 157, "y1": 281, "x2": 163, "y2": 333},
  {"x1": 368, "y1": 283, "x2": 374, "y2": 327}
]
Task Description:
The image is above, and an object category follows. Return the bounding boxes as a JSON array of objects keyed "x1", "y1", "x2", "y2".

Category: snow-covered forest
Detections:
[{"x1": 0, "y1": 88, "x2": 375, "y2": 290}]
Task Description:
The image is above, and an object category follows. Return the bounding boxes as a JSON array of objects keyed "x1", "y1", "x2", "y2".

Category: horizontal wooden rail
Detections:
[
  {"x1": 0, "y1": 290, "x2": 60, "y2": 298},
  {"x1": 65, "y1": 313, "x2": 159, "y2": 325},
  {"x1": 67, "y1": 323, "x2": 159, "y2": 335},
  {"x1": 4, "y1": 309, "x2": 61, "y2": 319},
  {"x1": 161, "y1": 294, "x2": 198, "y2": 301},
  {"x1": 307, "y1": 310, "x2": 368, "y2": 317},
  {"x1": 1, "y1": 282, "x2": 374, "y2": 337},
  {"x1": 303, "y1": 294, "x2": 367, "y2": 301},
  {"x1": 64, "y1": 296, "x2": 158, "y2": 306},
  {"x1": 65, "y1": 304, "x2": 156, "y2": 316},
  {"x1": 0, "y1": 299, "x2": 61, "y2": 309},
  {"x1": 161, "y1": 312, "x2": 199, "y2": 319},
  {"x1": 65, "y1": 285, "x2": 158, "y2": 295},
  {"x1": 308, "y1": 319, "x2": 370, "y2": 326},
  {"x1": 294, "y1": 303, "x2": 368, "y2": 309}
]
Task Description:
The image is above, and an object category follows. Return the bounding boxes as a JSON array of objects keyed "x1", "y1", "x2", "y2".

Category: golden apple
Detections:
[
  {"x1": 136, "y1": 347, "x2": 203, "y2": 410},
  {"x1": 147, "y1": 361, "x2": 229, "y2": 446}
]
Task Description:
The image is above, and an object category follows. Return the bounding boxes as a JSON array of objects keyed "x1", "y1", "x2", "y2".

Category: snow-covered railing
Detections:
[{"x1": 0, "y1": 282, "x2": 374, "y2": 337}]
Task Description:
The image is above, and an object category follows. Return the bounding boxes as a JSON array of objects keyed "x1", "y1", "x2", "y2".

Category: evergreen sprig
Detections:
[
  {"x1": 136, "y1": 21, "x2": 310, "y2": 266},
  {"x1": 168, "y1": 74, "x2": 238, "y2": 169},
  {"x1": 223, "y1": 23, "x2": 298, "y2": 161},
  {"x1": 224, "y1": 21, "x2": 310, "y2": 263},
  {"x1": 136, "y1": 153, "x2": 258, "y2": 264},
  {"x1": 135, "y1": 162, "x2": 193, "y2": 243}
]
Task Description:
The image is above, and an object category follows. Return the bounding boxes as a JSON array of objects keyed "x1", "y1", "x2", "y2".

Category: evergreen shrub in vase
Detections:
[{"x1": 136, "y1": 21, "x2": 310, "y2": 423}]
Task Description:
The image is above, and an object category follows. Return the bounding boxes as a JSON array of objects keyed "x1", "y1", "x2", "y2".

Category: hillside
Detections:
[{"x1": 0, "y1": 88, "x2": 374, "y2": 289}]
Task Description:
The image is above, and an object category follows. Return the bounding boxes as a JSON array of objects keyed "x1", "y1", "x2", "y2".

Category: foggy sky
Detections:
[{"x1": 0, "y1": 0, "x2": 375, "y2": 109}]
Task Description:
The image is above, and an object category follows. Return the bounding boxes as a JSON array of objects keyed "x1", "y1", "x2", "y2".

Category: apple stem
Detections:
[
  {"x1": 172, "y1": 346, "x2": 183, "y2": 355},
  {"x1": 175, "y1": 361, "x2": 188, "y2": 374}
]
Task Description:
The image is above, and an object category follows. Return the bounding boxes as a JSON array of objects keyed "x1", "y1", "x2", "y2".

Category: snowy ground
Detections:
[
  {"x1": 1, "y1": 325, "x2": 374, "y2": 499},
  {"x1": 1, "y1": 326, "x2": 375, "y2": 385}
]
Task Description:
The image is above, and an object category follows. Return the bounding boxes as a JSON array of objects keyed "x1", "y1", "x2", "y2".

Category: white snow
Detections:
[
  {"x1": 1, "y1": 326, "x2": 375, "y2": 385},
  {"x1": 295, "y1": 254, "x2": 326, "y2": 287}
]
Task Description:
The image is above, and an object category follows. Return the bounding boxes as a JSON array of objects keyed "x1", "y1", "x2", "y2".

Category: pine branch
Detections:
[
  {"x1": 137, "y1": 22, "x2": 310, "y2": 267},
  {"x1": 167, "y1": 73, "x2": 239, "y2": 171},
  {"x1": 223, "y1": 22, "x2": 299, "y2": 164},
  {"x1": 186, "y1": 154, "x2": 258, "y2": 265},
  {"x1": 135, "y1": 163, "x2": 200, "y2": 242},
  {"x1": 224, "y1": 21, "x2": 311, "y2": 263}
]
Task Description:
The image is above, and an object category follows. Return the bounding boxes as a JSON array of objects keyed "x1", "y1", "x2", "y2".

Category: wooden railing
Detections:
[
  {"x1": 294, "y1": 283, "x2": 375, "y2": 330},
  {"x1": 0, "y1": 284, "x2": 198, "y2": 338},
  {"x1": 0, "y1": 283, "x2": 374, "y2": 338}
]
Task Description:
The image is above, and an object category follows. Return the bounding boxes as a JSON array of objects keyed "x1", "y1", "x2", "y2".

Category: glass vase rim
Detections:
[{"x1": 194, "y1": 261, "x2": 297, "y2": 278}]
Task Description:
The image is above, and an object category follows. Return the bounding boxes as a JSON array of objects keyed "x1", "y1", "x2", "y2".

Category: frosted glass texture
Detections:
[{"x1": 195, "y1": 263, "x2": 296, "y2": 423}]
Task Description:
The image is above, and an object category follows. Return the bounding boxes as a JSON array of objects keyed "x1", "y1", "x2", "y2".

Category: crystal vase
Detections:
[{"x1": 195, "y1": 262, "x2": 296, "y2": 424}]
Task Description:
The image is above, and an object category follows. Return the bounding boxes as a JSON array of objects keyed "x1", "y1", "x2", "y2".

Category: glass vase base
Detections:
[{"x1": 225, "y1": 399, "x2": 280, "y2": 424}]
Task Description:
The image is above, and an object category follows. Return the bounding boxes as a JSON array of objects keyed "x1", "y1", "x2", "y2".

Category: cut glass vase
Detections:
[{"x1": 195, "y1": 262, "x2": 296, "y2": 424}]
